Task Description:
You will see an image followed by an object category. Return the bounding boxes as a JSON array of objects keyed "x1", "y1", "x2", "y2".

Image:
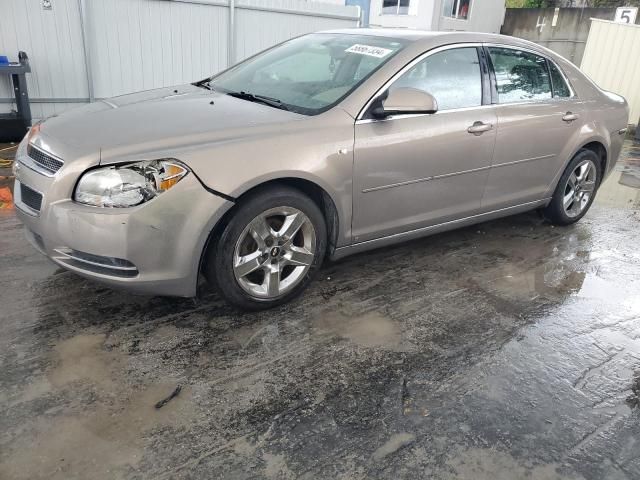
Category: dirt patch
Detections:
[
  {"x1": 372, "y1": 433, "x2": 416, "y2": 461},
  {"x1": 1, "y1": 383, "x2": 193, "y2": 480},
  {"x1": 0, "y1": 333, "x2": 195, "y2": 480},
  {"x1": 49, "y1": 334, "x2": 120, "y2": 388}
]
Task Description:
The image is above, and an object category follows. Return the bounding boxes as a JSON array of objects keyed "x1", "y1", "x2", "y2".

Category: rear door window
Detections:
[{"x1": 488, "y1": 47, "x2": 552, "y2": 103}]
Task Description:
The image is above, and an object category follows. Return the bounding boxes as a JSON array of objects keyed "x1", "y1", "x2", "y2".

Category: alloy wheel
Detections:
[
  {"x1": 232, "y1": 206, "x2": 316, "y2": 299},
  {"x1": 562, "y1": 159, "x2": 597, "y2": 218}
]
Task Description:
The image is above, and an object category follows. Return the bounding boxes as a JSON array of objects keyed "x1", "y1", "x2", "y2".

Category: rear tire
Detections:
[
  {"x1": 205, "y1": 186, "x2": 327, "y2": 310},
  {"x1": 542, "y1": 149, "x2": 601, "y2": 226}
]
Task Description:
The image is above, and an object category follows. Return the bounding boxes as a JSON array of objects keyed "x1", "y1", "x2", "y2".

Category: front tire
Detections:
[
  {"x1": 205, "y1": 186, "x2": 327, "y2": 310},
  {"x1": 542, "y1": 149, "x2": 601, "y2": 226}
]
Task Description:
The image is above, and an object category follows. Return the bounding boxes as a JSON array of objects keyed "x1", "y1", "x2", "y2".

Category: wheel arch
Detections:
[
  {"x1": 577, "y1": 140, "x2": 608, "y2": 179},
  {"x1": 546, "y1": 136, "x2": 609, "y2": 201},
  {"x1": 198, "y1": 177, "x2": 341, "y2": 276}
]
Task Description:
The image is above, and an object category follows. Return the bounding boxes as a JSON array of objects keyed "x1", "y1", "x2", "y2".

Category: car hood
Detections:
[{"x1": 36, "y1": 84, "x2": 305, "y2": 164}]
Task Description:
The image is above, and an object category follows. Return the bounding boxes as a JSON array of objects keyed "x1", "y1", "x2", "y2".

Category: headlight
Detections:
[{"x1": 74, "y1": 159, "x2": 188, "y2": 207}]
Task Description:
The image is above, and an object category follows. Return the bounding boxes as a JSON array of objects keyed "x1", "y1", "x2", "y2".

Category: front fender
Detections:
[{"x1": 179, "y1": 108, "x2": 356, "y2": 248}]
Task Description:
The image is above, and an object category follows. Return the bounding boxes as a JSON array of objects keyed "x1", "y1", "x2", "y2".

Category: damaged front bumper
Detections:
[{"x1": 14, "y1": 144, "x2": 233, "y2": 297}]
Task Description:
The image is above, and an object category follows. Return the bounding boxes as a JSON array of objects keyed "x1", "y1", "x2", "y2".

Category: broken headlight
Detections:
[{"x1": 74, "y1": 159, "x2": 189, "y2": 208}]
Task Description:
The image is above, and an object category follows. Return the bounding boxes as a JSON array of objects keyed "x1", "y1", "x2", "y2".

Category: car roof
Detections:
[
  {"x1": 319, "y1": 28, "x2": 548, "y2": 52},
  {"x1": 321, "y1": 27, "x2": 445, "y2": 41}
]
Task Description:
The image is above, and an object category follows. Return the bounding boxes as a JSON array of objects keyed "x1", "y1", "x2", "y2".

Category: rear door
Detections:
[
  {"x1": 480, "y1": 46, "x2": 584, "y2": 211},
  {"x1": 352, "y1": 45, "x2": 497, "y2": 243}
]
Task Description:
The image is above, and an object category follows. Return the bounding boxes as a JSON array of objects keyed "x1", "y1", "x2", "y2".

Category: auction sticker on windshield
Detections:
[{"x1": 345, "y1": 44, "x2": 393, "y2": 58}]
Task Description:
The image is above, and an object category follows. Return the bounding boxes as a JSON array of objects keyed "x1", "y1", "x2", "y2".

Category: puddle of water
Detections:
[
  {"x1": 575, "y1": 274, "x2": 640, "y2": 308},
  {"x1": 597, "y1": 170, "x2": 640, "y2": 208},
  {"x1": 445, "y1": 448, "x2": 586, "y2": 480},
  {"x1": 488, "y1": 265, "x2": 587, "y2": 300},
  {"x1": 619, "y1": 169, "x2": 640, "y2": 189},
  {"x1": 597, "y1": 143, "x2": 640, "y2": 208},
  {"x1": 314, "y1": 311, "x2": 403, "y2": 350}
]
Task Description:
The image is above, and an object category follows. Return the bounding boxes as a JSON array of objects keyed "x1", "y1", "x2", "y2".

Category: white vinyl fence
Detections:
[
  {"x1": 0, "y1": 0, "x2": 360, "y2": 120},
  {"x1": 581, "y1": 18, "x2": 640, "y2": 126}
]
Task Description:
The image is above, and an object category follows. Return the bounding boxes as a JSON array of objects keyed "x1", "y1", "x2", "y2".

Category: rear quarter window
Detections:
[{"x1": 548, "y1": 61, "x2": 571, "y2": 98}]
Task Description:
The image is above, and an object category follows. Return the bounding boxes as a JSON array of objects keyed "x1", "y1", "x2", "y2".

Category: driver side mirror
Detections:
[{"x1": 371, "y1": 87, "x2": 438, "y2": 119}]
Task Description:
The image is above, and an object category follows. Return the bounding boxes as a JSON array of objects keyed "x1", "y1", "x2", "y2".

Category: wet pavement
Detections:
[
  {"x1": 0, "y1": 143, "x2": 16, "y2": 209},
  {"x1": 1, "y1": 141, "x2": 640, "y2": 479}
]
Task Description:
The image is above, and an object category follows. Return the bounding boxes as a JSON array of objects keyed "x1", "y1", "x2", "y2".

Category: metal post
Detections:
[
  {"x1": 12, "y1": 71, "x2": 31, "y2": 127},
  {"x1": 13, "y1": 53, "x2": 32, "y2": 127},
  {"x1": 77, "y1": 0, "x2": 95, "y2": 102},
  {"x1": 228, "y1": 0, "x2": 235, "y2": 67}
]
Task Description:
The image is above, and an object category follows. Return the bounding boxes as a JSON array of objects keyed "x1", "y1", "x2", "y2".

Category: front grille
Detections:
[
  {"x1": 20, "y1": 183, "x2": 43, "y2": 212},
  {"x1": 27, "y1": 144, "x2": 64, "y2": 174}
]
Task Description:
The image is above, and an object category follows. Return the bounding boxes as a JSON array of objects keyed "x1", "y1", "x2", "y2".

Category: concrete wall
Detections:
[
  {"x1": 501, "y1": 7, "x2": 639, "y2": 65},
  {"x1": 0, "y1": 0, "x2": 359, "y2": 121},
  {"x1": 581, "y1": 19, "x2": 640, "y2": 126}
]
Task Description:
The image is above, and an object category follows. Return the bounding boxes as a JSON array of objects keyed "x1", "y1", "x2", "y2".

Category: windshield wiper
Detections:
[
  {"x1": 226, "y1": 91, "x2": 289, "y2": 111},
  {"x1": 194, "y1": 80, "x2": 214, "y2": 91}
]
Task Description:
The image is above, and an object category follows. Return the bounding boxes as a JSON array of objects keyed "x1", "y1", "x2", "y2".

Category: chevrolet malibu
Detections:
[{"x1": 13, "y1": 29, "x2": 629, "y2": 309}]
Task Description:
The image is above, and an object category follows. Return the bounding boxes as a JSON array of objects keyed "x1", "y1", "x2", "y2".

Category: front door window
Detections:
[{"x1": 390, "y1": 47, "x2": 482, "y2": 110}]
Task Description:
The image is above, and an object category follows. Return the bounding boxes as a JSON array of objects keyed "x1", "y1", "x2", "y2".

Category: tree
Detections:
[
  {"x1": 505, "y1": 0, "x2": 561, "y2": 8},
  {"x1": 588, "y1": 0, "x2": 640, "y2": 6},
  {"x1": 506, "y1": 0, "x2": 640, "y2": 6}
]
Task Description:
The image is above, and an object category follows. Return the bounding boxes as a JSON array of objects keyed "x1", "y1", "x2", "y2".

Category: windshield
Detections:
[{"x1": 209, "y1": 33, "x2": 407, "y2": 115}]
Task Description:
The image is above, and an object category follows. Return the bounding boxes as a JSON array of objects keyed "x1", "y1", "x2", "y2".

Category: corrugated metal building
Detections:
[{"x1": 0, "y1": 0, "x2": 360, "y2": 121}]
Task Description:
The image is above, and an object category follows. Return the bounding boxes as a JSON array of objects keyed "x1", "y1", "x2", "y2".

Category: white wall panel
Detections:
[
  {"x1": 581, "y1": 19, "x2": 640, "y2": 125},
  {"x1": 0, "y1": 0, "x2": 88, "y2": 115},
  {"x1": 1, "y1": 0, "x2": 358, "y2": 120},
  {"x1": 86, "y1": 0, "x2": 225, "y2": 98},
  {"x1": 235, "y1": 0, "x2": 358, "y2": 61}
]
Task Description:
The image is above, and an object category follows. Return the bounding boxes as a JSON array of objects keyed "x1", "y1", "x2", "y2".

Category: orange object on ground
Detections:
[{"x1": 0, "y1": 186, "x2": 14, "y2": 209}]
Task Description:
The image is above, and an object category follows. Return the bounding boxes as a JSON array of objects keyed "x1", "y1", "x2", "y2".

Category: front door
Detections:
[{"x1": 352, "y1": 46, "x2": 497, "y2": 243}]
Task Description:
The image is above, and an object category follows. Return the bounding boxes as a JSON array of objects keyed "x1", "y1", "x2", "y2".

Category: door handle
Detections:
[
  {"x1": 467, "y1": 121, "x2": 493, "y2": 135},
  {"x1": 562, "y1": 112, "x2": 579, "y2": 122}
]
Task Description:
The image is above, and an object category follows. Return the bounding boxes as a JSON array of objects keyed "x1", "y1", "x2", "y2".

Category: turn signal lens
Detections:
[
  {"x1": 26, "y1": 122, "x2": 41, "y2": 143},
  {"x1": 158, "y1": 163, "x2": 187, "y2": 190}
]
